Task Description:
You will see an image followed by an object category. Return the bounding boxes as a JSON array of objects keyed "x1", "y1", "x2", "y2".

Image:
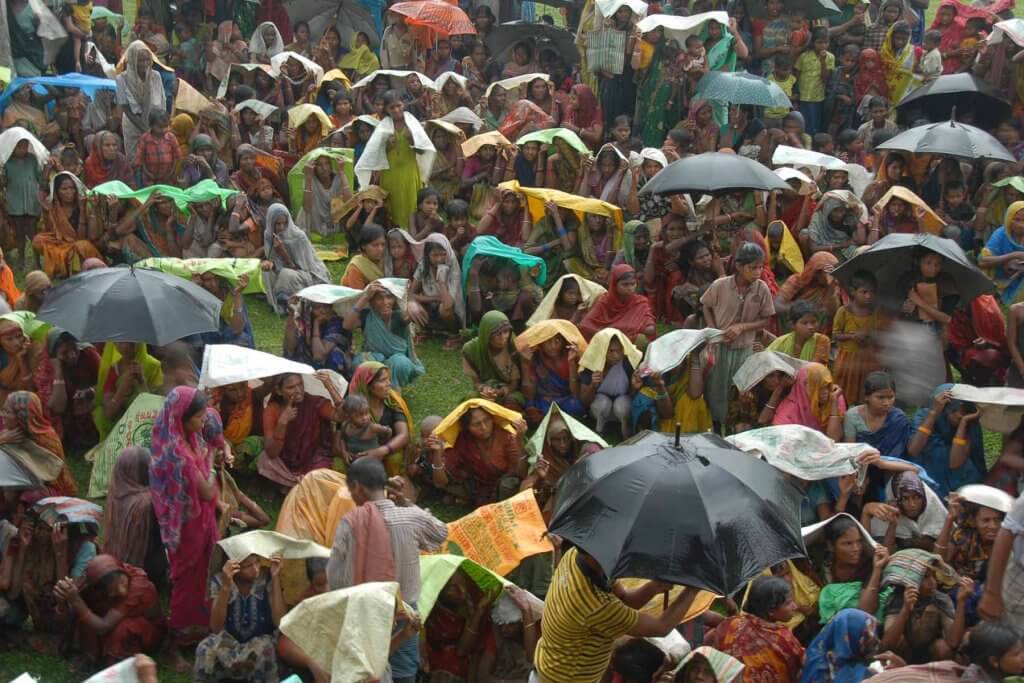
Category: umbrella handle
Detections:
[{"x1": 674, "y1": 424, "x2": 681, "y2": 448}]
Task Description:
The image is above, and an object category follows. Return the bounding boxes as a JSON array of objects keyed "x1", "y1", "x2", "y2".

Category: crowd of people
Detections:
[{"x1": 4, "y1": 0, "x2": 1024, "y2": 680}]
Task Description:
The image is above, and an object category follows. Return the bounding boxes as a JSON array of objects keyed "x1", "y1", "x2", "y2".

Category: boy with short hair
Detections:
[
  {"x1": 856, "y1": 97, "x2": 899, "y2": 154},
  {"x1": 764, "y1": 53, "x2": 796, "y2": 129},
  {"x1": 917, "y1": 30, "x2": 944, "y2": 83},
  {"x1": 135, "y1": 110, "x2": 182, "y2": 186},
  {"x1": 794, "y1": 27, "x2": 834, "y2": 135}
]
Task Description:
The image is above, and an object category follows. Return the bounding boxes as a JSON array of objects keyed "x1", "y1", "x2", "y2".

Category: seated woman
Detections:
[
  {"x1": 218, "y1": 182, "x2": 276, "y2": 260},
  {"x1": 284, "y1": 300, "x2": 353, "y2": 378},
  {"x1": 0, "y1": 316, "x2": 38, "y2": 399},
  {"x1": 103, "y1": 447, "x2": 168, "y2": 590},
  {"x1": 524, "y1": 202, "x2": 582, "y2": 283},
  {"x1": 579, "y1": 329, "x2": 641, "y2": 437},
  {"x1": 711, "y1": 576, "x2": 804, "y2": 683},
  {"x1": 578, "y1": 264, "x2": 656, "y2": 344},
  {"x1": 525, "y1": 274, "x2": 605, "y2": 328},
  {"x1": 631, "y1": 334, "x2": 713, "y2": 436},
  {"x1": 0, "y1": 389, "x2": 77, "y2": 497},
  {"x1": 907, "y1": 385, "x2": 985, "y2": 499},
  {"x1": 948, "y1": 295, "x2": 1009, "y2": 388},
  {"x1": 426, "y1": 122, "x2": 466, "y2": 205},
  {"x1": 300, "y1": 155, "x2": 352, "y2": 239},
  {"x1": 410, "y1": 233, "x2": 465, "y2": 350},
  {"x1": 843, "y1": 371, "x2": 911, "y2": 461},
  {"x1": 194, "y1": 553, "x2": 284, "y2": 683},
  {"x1": 477, "y1": 188, "x2": 529, "y2": 248},
  {"x1": 672, "y1": 647, "x2": 744, "y2": 683},
  {"x1": 862, "y1": 471, "x2": 946, "y2": 552},
  {"x1": 811, "y1": 514, "x2": 891, "y2": 624},
  {"x1": 580, "y1": 144, "x2": 632, "y2": 206},
  {"x1": 192, "y1": 271, "x2": 256, "y2": 350},
  {"x1": 462, "y1": 310, "x2": 523, "y2": 410},
  {"x1": 936, "y1": 488, "x2": 1012, "y2": 581},
  {"x1": 423, "y1": 569, "x2": 491, "y2": 682},
  {"x1": 33, "y1": 329, "x2": 100, "y2": 449},
  {"x1": 766, "y1": 300, "x2": 831, "y2": 364},
  {"x1": 880, "y1": 549, "x2": 970, "y2": 664},
  {"x1": 53, "y1": 554, "x2": 164, "y2": 669},
  {"x1": 669, "y1": 239, "x2": 725, "y2": 326},
  {"x1": 477, "y1": 588, "x2": 538, "y2": 683},
  {"x1": 726, "y1": 352, "x2": 795, "y2": 436},
  {"x1": 516, "y1": 320, "x2": 588, "y2": 425},
  {"x1": 115, "y1": 193, "x2": 187, "y2": 263},
  {"x1": 980, "y1": 201, "x2": 1024, "y2": 305},
  {"x1": 426, "y1": 399, "x2": 528, "y2": 505},
  {"x1": 92, "y1": 343, "x2": 163, "y2": 442},
  {"x1": 772, "y1": 363, "x2": 846, "y2": 441},
  {"x1": 466, "y1": 256, "x2": 542, "y2": 330},
  {"x1": 800, "y1": 609, "x2": 880, "y2": 683},
  {"x1": 256, "y1": 371, "x2": 343, "y2": 489},
  {"x1": 261, "y1": 204, "x2": 331, "y2": 315},
  {"x1": 773, "y1": 252, "x2": 840, "y2": 333},
  {"x1": 34, "y1": 172, "x2": 104, "y2": 280},
  {"x1": 343, "y1": 281, "x2": 424, "y2": 389},
  {"x1": 802, "y1": 192, "x2": 867, "y2": 261},
  {"x1": 181, "y1": 135, "x2": 230, "y2": 188},
  {"x1": 347, "y1": 362, "x2": 413, "y2": 477},
  {"x1": 340, "y1": 224, "x2": 387, "y2": 289}
]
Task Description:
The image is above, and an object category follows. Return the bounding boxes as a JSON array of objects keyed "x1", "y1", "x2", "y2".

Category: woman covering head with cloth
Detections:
[
  {"x1": 261, "y1": 204, "x2": 331, "y2": 315},
  {"x1": 92, "y1": 342, "x2": 163, "y2": 442},
  {"x1": 0, "y1": 391, "x2": 77, "y2": 496},
  {"x1": 935, "y1": 486, "x2": 1013, "y2": 581},
  {"x1": 772, "y1": 362, "x2": 847, "y2": 441},
  {"x1": 343, "y1": 281, "x2": 424, "y2": 389},
  {"x1": 773, "y1": 251, "x2": 840, "y2": 332},
  {"x1": 800, "y1": 608, "x2": 880, "y2": 683},
  {"x1": 347, "y1": 360, "x2": 413, "y2": 476},
  {"x1": 578, "y1": 264, "x2": 656, "y2": 343},
  {"x1": 207, "y1": 21, "x2": 248, "y2": 86},
  {"x1": 34, "y1": 172, "x2": 104, "y2": 280},
  {"x1": 33, "y1": 328, "x2": 100, "y2": 448},
  {"x1": 115, "y1": 41, "x2": 167, "y2": 161},
  {"x1": 906, "y1": 384, "x2": 985, "y2": 499},
  {"x1": 880, "y1": 21, "x2": 921, "y2": 105},
  {"x1": 0, "y1": 318, "x2": 39, "y2": 405},
  {"x1": 284, "y1": 298, "x2": 353, "y2": 378},
  {"x1": 248, "y1": 22, "x2": 285, "y2": 63},
  {"x1": 103, "y1": 447, "x2": 167, "y2": 590},
  {"x1": 863, "y1": 470, "x2": 947, "y2": 553},
  {"x1": 980, "y1": 201, "x2": 1024, "y2": 304},
  {"x1": 149, "y1": 386, "x2": 219, "y2": 663},
  {"x1": 83, "y1": 132, "x2": 134, "y2": 188},
  {"x1": 517, "y1": 319, "x2": 588, "y2": 424},
  {"x1": 462, "y1": 310, "x2": 523, "y2": 410}
]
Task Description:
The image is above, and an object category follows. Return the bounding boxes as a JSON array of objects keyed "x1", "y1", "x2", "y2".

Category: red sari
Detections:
[
  {"x1": 80, "y1": 555, "x2": 164, "y2": 661},
  {"x1": 711, "y1": 614, "x2": 805, "y2": 683},
  {"x1": 579, "y1": 264, "x2": 656, "y2": 340},
  {"x1": 948, "y1": 294, "x2": 1009, "y2": 384}
]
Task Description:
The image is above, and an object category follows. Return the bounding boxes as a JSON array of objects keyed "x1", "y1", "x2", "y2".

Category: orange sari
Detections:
[{"x1": 33, "y1": 202, "x2": 103, "y2": 279}]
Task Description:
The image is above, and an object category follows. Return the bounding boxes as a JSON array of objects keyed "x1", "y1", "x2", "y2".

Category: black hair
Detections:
[
  {"x1": 811, "y1": 26, "x2": 829, "y2": 42},
  {"x1": 417, "y1": 187, "x2": 440, "y2": 206},
  {"x1": 924, "y1": 29, "x2": 942, "y2": 44},
  {"x1": 148, "y1": 109, "x2": 170, "y2": 127},
  {"x1": 825, "y1": 515, "x2": 859, "y2": 545},
  {"x1": 611, "y1": 639, "x2": 666, "y2": 683},
  {"x1": 306, "y1": 557, "x2": 328, "y2": 580},
  {"x1": 359, "y1": 224, "x2": 386, "y2": 249},
  {"x1": 293, "y1": 20, "x2": 310, "y2": 34},
  {"x1": 848, "y1": 270, "x2": 877, "y2": 292},
  {"x1": 944, "y1": 180, "x2": 966, "y2": 194},
  {"x1": 445, "y1": 198, "x2": 469, "y2": 219},
  {"x1": 160, "y1": 344, "x2": 194, "y2": 373},
  {"x1": 789, "y1": 299, "x2": 820, "y2": 324},
  {"x1": 963, "y1": 622, "x2": 1022, "y2": 671},
  {"x1": 613, "y1": 114, "x2": 632, "y2": 129},
  {"x1": 422, "y1": 240, "x2": 446, "y2": 273},
  {"x1": 745, "y1": 576, "x2": 793, "y2": 620},
  {"x1": 667, "y1": 128, "x2": 694, "y2": 148},
  {"x1": 868, "y1": 96, "x2": 889, "y2": 111},
  {"x1": 837, "y1": 128, "x2": 858, "y2": 147},
  {"x1": 735, "y1": 242, "x2": 765, "y2": 266},
  {"x1": 381, "y1": 90, "x2": 403, "y2": 109},
  {"x1": 684, "y1": 33, "x2": 703, "y2": 47},
  {"x1": 343, "y1": 393, "x2": 369, "y2": 413},
  {"x1": 864, "y1": 371, "x2": 896, "y2": 397},
  {"x1": 773, "y1": 53, "x2": 793, "y2": 69},
  {"x1": 871, "y1": 129, "x2": 896, "y2": 149},
  {"x1": 347, "y1": 456, "x2": 388, "y2": 490},
  {"x1": 891, "y1": 20, "x2": 911, "y2": 36},
  {"x1": 233, "y1": 84, "x2": 255, "y2": 102},
  {"x1": 459, "y1": 405, "x2": 493, "y2": 428},
  {"x1": 812, "y1": 132, "x2": 833, "y2": 150},
  {"x1": 183, "y1": 390, "x2": 208, "y2": 422}
]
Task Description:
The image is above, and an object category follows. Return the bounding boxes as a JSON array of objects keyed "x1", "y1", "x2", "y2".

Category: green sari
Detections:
[
  {"x1": 635, "y1": 39, "x2": 679, "y2": 147},
  {"x1": 462, "y1": 310, "x2": 523, "y2": 405},
  {"x1": 702, "y1": 21, "x2": 739, "y2": 128}
]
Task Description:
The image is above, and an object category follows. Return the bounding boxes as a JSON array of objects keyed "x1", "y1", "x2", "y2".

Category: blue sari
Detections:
[
  {"x1": 526, "y1": 355, "x2": 585, "y2": 419},
  {"x1": 982, "y1": 225, "x2": 1024, "y2": 303},
  {"x1": 357, "y1": 309, "x2": 424, "y2": 388},
  {"x1": 801, "y1": 609, "x2": 878, "y2": 683},
  {"x1": 909, "y1": 384, "x2": 986, "y2": 499}
]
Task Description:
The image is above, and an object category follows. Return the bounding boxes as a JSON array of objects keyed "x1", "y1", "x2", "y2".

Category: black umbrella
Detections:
[
  {"x1": 36, "y1": 266, "x2": 224, "y2": 345},
  {"x1": 744, "y1": 0, "x2": 840, "y2": 20},
  {"x1": 832, "y1": 233, "x2": 995, "y2": 312},
  {"x1": 875, "y1": 118, "x2": 1015, "y2": 162},
  {"x1": 485, "y1": 22, "x2": 578, "y2": 66},
  {"x1": 895, "y1": 74, "x2": 1012, "y2": 129},
  {"x1": 547, "y1": 431, "x2": 806, "y2": 596},
  {"x1": 639, "y1": 152, "x2": 791, "y2": 197}
]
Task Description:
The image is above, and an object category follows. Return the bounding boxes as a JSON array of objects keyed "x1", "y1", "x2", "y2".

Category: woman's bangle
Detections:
[
  {"x1": 765, "y1": 403, "x2": 777, "y2": 411},
  {"x1": 953, "y1": 437, "x2": 969, "y2": 446},
  {"x1": 556, "y1": 228, "x2": 567, "y2": 237},
  {"x1": 829, "y1": 413, "x2": 841, "y2": 419},
  {"x1": 431, "y1": 463, "x2": 444, "y2": 470},
  {"x1": 917, "y1": 425, "x2": 933, "y2": 436},
  {"x1": 934, "y1": 542, "x2": 948, "y2": 551}
]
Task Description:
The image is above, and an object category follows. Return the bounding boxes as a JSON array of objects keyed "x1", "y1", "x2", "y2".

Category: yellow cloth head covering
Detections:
[
  {"x1": 514, "y1": 319, "x2": 588, "y2": 355},
  {"x1": 578, "y1": 328, "x2": 642, "y2": 373},
  {"x1": 432, "y1": 398, "x2": 523, "y2": 448}
]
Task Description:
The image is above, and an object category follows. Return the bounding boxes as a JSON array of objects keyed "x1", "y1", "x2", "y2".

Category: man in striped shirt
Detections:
[
  {"x1": 532, "y1": 546, "x2": 701, "y2": 683},
  {"x1": 327, "y1": 458, "x2": 448, "y2": 683}
]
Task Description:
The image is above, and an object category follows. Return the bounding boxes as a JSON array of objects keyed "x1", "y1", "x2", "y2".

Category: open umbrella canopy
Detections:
[
  {"x1": 640, "y1": 152, "x2": 791, "y2": 196},
  {"x1": 486, "y1": 21, "x2": 578, "y2": 65},
  {"x1": 36, "y1": 266, "x2": 224, "y2": 345},
  {"x1": 548, "y1": 431, "x2": 806, "y2": 596},
  {"x1": 875, "y1": 118, "x2": 1015, "y2": 162},
  {"x1": 388, "y1": 0, "x2": 475, "y2": 36},
  {"x1": 832, "y1": 233, "x2": 995, "y2": 312},
  {"x1": 895, "y1": 74, "x2": 1011, "y2": 128},
  {"x1": 745, "y1": 0, "x2": 840, "y2": 20},
  {"x1": 694, "y1": 71, "x2": 792, "y2": 109}
]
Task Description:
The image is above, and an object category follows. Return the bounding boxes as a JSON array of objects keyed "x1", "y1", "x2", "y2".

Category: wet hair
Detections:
[
  {"x1": 233, "y1": 84, "x2": 255, "y2": 102},
  {"x1": 305, "y1": 557, "x2": 327, "y2": 580},
  {"x1": 789, "y1": 299, "x2": 820, "y2": 324},
  {"x1": 359, "y1": 224, "x2": 386, "y2": 248},
  {"x1": 825, "y1": 515, "x2": 859, "y2": 545},
  {"x1": 667, "y1": 128, "x2": 694, "y2": 149},
  {"x1": 343, "y1": 393, "x2": 369, "y2": 413},
  {"x1": 774, "y1": 53, "x2": 793, "y2": 69},
  {"x1": 445, "y1": 198, "x2": 469, "y2": 219},
  {"x1": 613, "y1": 114, "x2": 632, "y2": 129},
  {"x1": 837, "y1": 129, "x2": 859, "y2": 148},
  {"x1": 963, "y1": 622, "x2": 1022, "y2": 670},
  {"x1": 734, "y1": 242, "x2": 765, "y2": 266},
  {"x1": 347, "y1": 456, "x2": 388, "y2": 490},
  {"x1": 148, "y1": 109, "x2": 170, "y2": 127},
  {"x1": 812, "y1": 132, "x2": 833, "y2": 151},
  {"x1": 684, "y1": 33, "x2": 703, "y2": 47},
  {"x1": 868, "y1": 96, "x2": 888, "y2": 111},
  {"x1": 611, "y1": 639, "x2": 666, "y2": 683},
  {"x1": 417, "y1": 187, "x2": 440, "y2": 207},
  {"x1": 745, "y1": 576, "x2": 792, "y2": 620},
  {"x1": 183, "y1": 390, "x2": 208, "y2": 422},
  {"x1": 160, "y1": 344, "x2": 194, "y2": 374},
  {"x1": 944, "y1": 180, "x2": 966, "y2": 195},
  {"x1": 381, "y1": 90, "x2": 403, "y2": 109},
  {"x1": 891, "y1": 20, "x2": 911, "y2": 37},
  {"x1": 864, "y1": 371, "x2": 896, "y2": 397}
]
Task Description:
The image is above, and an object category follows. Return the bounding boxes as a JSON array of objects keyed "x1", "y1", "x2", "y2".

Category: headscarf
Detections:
[
  {"x1": 120, "y1": 41, "x2": 159, "y2": 116},
  {"x1": 22, "y1": 270, "x2": 51, "y2": 298},
  {"x1": 777, "y1": 252, "x2": 838, "y2": 303},
  {"x1": 772, "y1": 362, "x2": 845, "y2": 430},
  {"x1": 83, "y1": 131, "x2": 133, "y2": 188},
  {"x1": 881, "y1": 548, "x2": 959, "y2": 591},
  {"x1": 880, "y1": 22, "x2": 918, "y2": 103},
  {"x1": 349, "y1": 361, "x2": 414, "y2": 427},
  {"x1": 171, "y1": 113, "x2": 195, "y2": 159},
  {"x1": 853, "y1": 49, "x2": 888, "y2": 102},
  {"x1": 421, "y1": 232, "x2": 466, "y2": 324},
  {"x1": 102, "y1": 446, "x2": 154, "y2": 568},
  {"x1": 621, "y1": 220, "x2": 648, "y2": 270},
  {"x1": 249, "y1": 22, "x2": 285, "y2": 60},
  {"x1": 909, "y1": 383, "x2": 987, "y2": 498},
  {"x1": 462, "y1": 311, "x2": 518, "y2": 384},
  {"x1": 149, "y1": 386, "x2": 205, "y2": 552},
  {"x1": 577, "y1": 264, "x2": 655, "y2": 340},
  {"x1": 6, "y1": 391, "x2": 64, "y2": 462},
  {"x1": 566, "y1": 84, "x2": 600, "y2": 131},
  {"x1": 800, "y1": 609, "x2": 879, "y2": 683},
  {"x1": 808, "y1": 192, "x2": 866, "y2": 251},
  {"x1": 263, "y1": 203, "x2": 331, "y2": 283},
  {"x1": 92, "y1": 343, "x2": 163, "y2": 440}
]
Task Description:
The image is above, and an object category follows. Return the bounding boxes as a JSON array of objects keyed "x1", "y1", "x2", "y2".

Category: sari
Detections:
[
  {"x1": 436, "y1": 398, "x2": 524, "y2": 505},
  {"x1": 546, "y1": 145, "x2": 582, "y2": 195},
  {"x1": 522, "y1": 333, "x2": 586, "y2": 422},
  {"x1": 947, "y1": 294, "x2": 1009, "y2": 385},
  {"x1": 880, "y1": 25, "x2": 920, "y2": 104},
  {"x1": 194, "y1": 288, "x2": 255, "y2": 349},
  {"x1": 8, "y1": 1, "x2": 45, "y2": 76},
  {"x1": 116, "y1": 42, "x2": 167, "y2": 160},
  {"x1": 462, "y1": 310, "x2": 522, "y2": 405},
  {"x1": 767, "y1": 332, "x2": 831, "y2": 364},
  {"x1": 6, "y1": 391, "x2": 77, "y2": 496},
  {"x1": 263, "y1": 203, "x2": 331, "y2": 313},
  {"x1": 775, "y1": 251, "x2": 840, "y2": 332},
  {"x1": 149, "y1": 387, "x2": 218, "y2": 642},
  {"x1": 712, "y1": 613, "x2": 804, "y2": 683},
  {"x1": 0, "y1": 318, "x2": 38, "y2": 404},
  {"x1": 78, "y1": 555, "x2": 163, "y2": 661},
  {"x1": 635, "y1": 38, "x2": 678, "y2": 147},
  {"x1": 800, "y1": 609, "x2": 879, "y2": 683},
  {"x1": 33, "y1": 329, "x2": 100, "y2": 447},
  {"x1": 83, "y1": 132, "x2": 134, "y2": 188},
  {"x1": 565, "y1": 84, "x2": 600, "y2": 147},
  {"x1": 981, "y1": 201, "x2": 1024, "y2": 303},
  {"x1": 853, "y1": 49, "x2": 888, "y2": 103},
  {"x1": 286, "y1": 301, "x2": 352, "y2": 377},
  {"x1": 358, "y1": 307, "x2": 425, "y2": 389},
  {"x1": 34, "y1": 173, "x2": 103, "y2": 279},
  {"x1": 773, "y1": 363, "x2": 847, "y2": 432},
  {"x1": 850, "y1": 406, "x2": 911, "y2": 459},
  {"x1": 92, "y1": 343, "x2": 164, "y2": 441},
  {"x1": 578, "y1": 264, "x2": 655, "y2": 341},
  {"x1": 702, "y1": 20, "x2": 739, "y2": 127},
  {"x1": 632, "y1": 359, "x2": 712, "y2": 434},
  {"x1": 833, "y1": 305, "x2": 883, "y2": 406},
  {"x1": 257, "y1": 393, "x2": 334, "y2": 487},
  {"x1": 341, "y1": 254, "x2": 385, "y2": 289},
  {"x1": 103, "y1": 447, "x2": 162, "y2": 583},
  {"x1": 349, "y1": 361, "x2": 414, "y2": 476},
  {"x1": 909, "y1": 384, "x2": 986, "y2": 499}
]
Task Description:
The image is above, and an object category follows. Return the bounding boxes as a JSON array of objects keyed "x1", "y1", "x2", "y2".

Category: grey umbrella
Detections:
[
  {"x1": 694, "y1": 71, "x2": 793, "y2": 109},
  {"x1": 36, "y1": 266, "x2": 224, "y2": 345},
  {"x1": 639, "y1": 152, "x2": 791, "y2": 196},
  {"x1": 875, "y1": 118, "x2": 1015, "y2": 162},
  {"x1": 485, "y1": 22, "x2": 578, "y2": 65},
  {"x1": 895, "y1": 73, "x2": 1011, "y2": 129}
]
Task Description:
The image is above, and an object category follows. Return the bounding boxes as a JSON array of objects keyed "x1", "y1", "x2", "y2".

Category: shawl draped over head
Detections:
[
  {"x1": 420, "y1": 232, "x2": 466, "y2": 325},
  {"x1": 463, "y1": 311, "x2": 518, "y2": 383},
  {"x1": 264, "y1": 203, "x2": 331, "y2": 283},
  {"x1": 909, "y1": 383, "x2": 986, "y2": 499},
  {"x1": 171, "y1": 113, "x2": 195, "y2": 159},
  {"x1": 982, "y1": 200, "x2": 1024, "y2": 303},
  {"x1": 880, "y1": 23, "x2": 920, "y2": 104},
  {"x1": 6, "y1": 390, "x2": 76, "y2": 495},
  {"x1": 349, "y1": 361, "x2": 415, "y2": 427},
  {"x1": 102, "y1": 446, "x2": 154, "y2": 568},
  {"x1": 354, "y1": 112, "x2": 437, "y2": 190},
  {"x1": 84, "y1": 131, "x2": 133, "y2": 188},
  {"x1": 853, "y1": 48, "x2": 888, "y2": 102},
  {"x1": 930, "y1": 0, "x2": 997, "y2": 74},
  {"x1": 148, "y1": 386, "x2": 206, "y2": 553},
  {"x1": 119, "y1": 41, "x2": 163, "y2": 117},
  {"x1": 515, "y1": 319, "x2": 588, "y2": 356},
  {"x1": 777, "y1": 251, "x2": 838, "y2": 304},
  {"x1": 800, "y1": 609, "x2": 879, "y2": 683},
  {"x1": 773, "y1": 362, "x2": 846, "y2": 430},
  {"x1": 566, "y1": 84, "x2": 600, "y2": 132},
  {"x1": 526, "y1": 274, "x2": 606, "y2": 327},
  {"x1": 92, "y1": 343, "x2": 163, "y2": 441},
  {"x1": 808, "y1": 191, "x2": 866, "y2": 250},
  {"x1": 712, "y1": 613, "x2": 804, "y2": 683},
  {"x1": 578, "y1": 264, "x2": 655, "y2": 340},
  {"x1": 249, "y1": 22, "x2": 285, "y2": 60}
]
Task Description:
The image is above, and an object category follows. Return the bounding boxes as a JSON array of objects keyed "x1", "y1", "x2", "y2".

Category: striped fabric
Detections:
[
  {"x1": 33, "y1": 496, "x2": 103, "y2": 530},
  {"x1": 534, "y1": 547, "x2": 640, "y2": 683},
  {"x1": 586, "y1": 29, "x2": 626, "y2": 76},
  {"x1": 881, "y1": 548, "x2": 959, "y2": 590}
]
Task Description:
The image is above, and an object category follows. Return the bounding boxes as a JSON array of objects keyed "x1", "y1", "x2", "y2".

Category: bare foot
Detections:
[{"x1": 166, "y1": 644, "x2": 191, "y2": 673}]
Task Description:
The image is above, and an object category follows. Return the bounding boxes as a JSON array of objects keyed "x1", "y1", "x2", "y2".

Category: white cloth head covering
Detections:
[
  {"x1": 439, "y1": 106, "x2": 484, "y2": 133},
  {"x1": 354, "y1": 112, "x2": 436, "y2": 189},
  {"x1": 49, "y1": 171, "x2": 88, "y2": 202},
  {"x1": 264, "y1": 203, "x2": 332, "y2": 284},
  {"x1": 271, "y1": 50, "x2": 325, "y2": 86},
  {"x1": 490, "y1": 593, "x2": 523, "y2": 625},
  {"x1": 0, "y1": 127, "x2": 49, "y2": 168},
  {"x1": 421, "y1": 232, "x2": 466, "y2": 325},
  {"x1": 118, "y1": 40, "x2": 163, "y2": 116},
  {"x1": 249, "y1": 22, "x2": 285, "y2": 60}
]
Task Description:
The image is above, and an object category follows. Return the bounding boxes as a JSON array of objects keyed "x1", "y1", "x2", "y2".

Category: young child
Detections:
[
  {"x1": 939, "y1": 181, "x2": 977, "y2": 227},
  {"x1": 411, "y1": 188, "x2": 445, "y2": 240},
  {"x1": 836, "y1": 128, "x2": 866, "y2": 166},
  {"x1": 833, "y1": 270, "x2": 883, "y2": 405},
  {"x1": 812, "y1": 132, "x2": 834, "y2": 155},
  {"x1": 386, "y1": 228, "x2": 418, "y2": 279},
  {"x1": 336, "y1": 393, "x2": 392, "y2": 465},
  {"x1": 344, "y1": 189, "x2": 389, "y2": 249},
  {"x1": 917, "y1": 30, "x2": 944, "y2": 83},
  {"x1": 174, "y1": 24, "x2": 205, "y2": 87},
  {"x1": 408, "y1": 414, "x2": 444, "y2": 488},
  {"x1": 330, "y1": 92, "x2": 354, "y2": 130},
  {"x1": 766, "y1": 300, "x2": 831, "y2": 364},
  {"x1": 764, "y1": 54, "x2": 796, "y2": 129},
  {"x1": 828, "y1": 44, "x2": 859, "y2": 136},
  {"x1": 794, "y1": 27, "x2": 835, "y2": 136},
  {"x1": 62, "y1": 0, "x2": 93, "y2": 73},
  {"x1": 411, "y1": 238, "x2": 461, "y2": 348},
  {"x1": 2, "y1": 139, "x2": 43, "y2": 270},
  {"x1": 857, "y1": 97, "x2": 899, "y2": 155},
  {"x1": 443, "y1": 199, "x2": 474, "y2": 256},
  {"x1": 135, "y1": 110, "x2": 182, "y2": 186},
  {"x1": 679, "y1": 34, "x2": 707, "y2": 104}
]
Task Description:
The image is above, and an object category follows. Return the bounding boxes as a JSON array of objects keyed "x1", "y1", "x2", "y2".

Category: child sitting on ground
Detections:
[
  {"x1": 444, "y1": 199, "x2": 474, "y2": 256},
  {"x1": 335, "y1": 394, "x2": 392, "y2": 466},
  {"x1": 767, "y1": 300, "x2": 831, "y2": 364}
]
